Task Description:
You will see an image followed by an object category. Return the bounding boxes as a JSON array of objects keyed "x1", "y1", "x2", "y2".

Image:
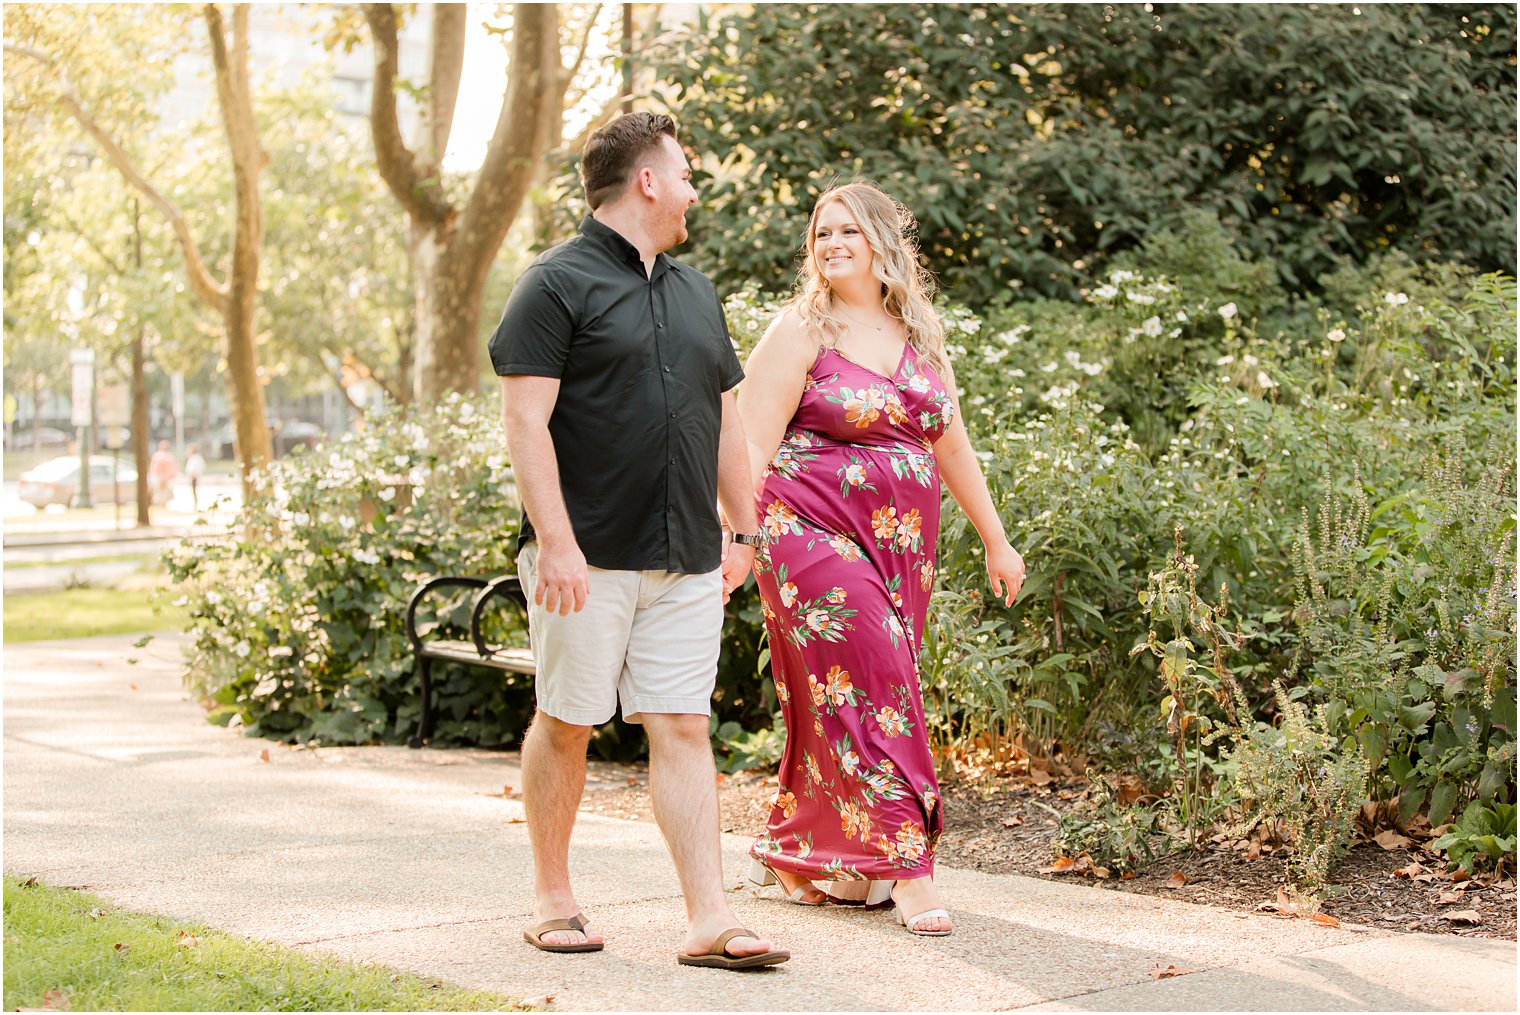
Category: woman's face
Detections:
[{"x1": 812, "y1": 200, "x2": 875, "y2": 286}]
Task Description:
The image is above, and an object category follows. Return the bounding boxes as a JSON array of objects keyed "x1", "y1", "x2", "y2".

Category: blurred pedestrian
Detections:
[
  {"x1": 184, "y1": 444, "x2": 206, "y2": 511},
  {"x1": 148, "y1": 440, "x2": 179, "y2": 506}
]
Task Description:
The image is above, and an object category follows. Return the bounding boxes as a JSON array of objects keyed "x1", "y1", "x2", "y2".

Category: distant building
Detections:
[{"x1": 158, "y1": 4, "x2": 430, "y2": 132}]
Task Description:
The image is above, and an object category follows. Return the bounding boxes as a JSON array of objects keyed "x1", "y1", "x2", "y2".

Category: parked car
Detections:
[
  {"x1": 17, "y1": 455, "x2": 139, "y2": 508},
  {"x1": 208, "y1": 420, "x2": 326, "y2": 460},
  {"x1": 4, "y1": 426, "x2": 72, "y2": 451}
]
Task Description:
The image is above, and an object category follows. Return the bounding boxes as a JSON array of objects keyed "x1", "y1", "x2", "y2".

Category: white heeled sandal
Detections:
[
  {"x1": 895, "y1": 905, "x2": 953, "y2": 936},
  {"x1": 747, "y1": 858, "x2": 827, "y2": 906}
]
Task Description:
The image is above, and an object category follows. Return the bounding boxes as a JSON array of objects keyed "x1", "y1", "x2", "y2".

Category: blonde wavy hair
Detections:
[{"x1": 787, "y1": 182, "x2": 950, "y2": 379}]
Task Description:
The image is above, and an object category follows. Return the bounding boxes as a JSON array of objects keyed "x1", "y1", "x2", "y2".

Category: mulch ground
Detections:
[{"x1": 577, "y1": 762, "x2": 1515, "y2": 941}]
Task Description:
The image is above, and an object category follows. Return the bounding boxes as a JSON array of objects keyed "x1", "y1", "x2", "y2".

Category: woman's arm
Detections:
[
  {"x1": 736, "y1": 310, "x2": 817, "y2": 495},
  {"x1": 933, "y1": 362, "x2": 1027, "y2": 606}
]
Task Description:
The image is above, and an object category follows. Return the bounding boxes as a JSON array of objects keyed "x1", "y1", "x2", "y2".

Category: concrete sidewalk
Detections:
[{"x1": 3, "y1": 634, "x2": 1514, "y2": 1011}]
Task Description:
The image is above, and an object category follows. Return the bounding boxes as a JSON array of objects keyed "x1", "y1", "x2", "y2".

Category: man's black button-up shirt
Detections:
[{"x1": 488, "y1": 217, "x2": 743, "y2": 574}]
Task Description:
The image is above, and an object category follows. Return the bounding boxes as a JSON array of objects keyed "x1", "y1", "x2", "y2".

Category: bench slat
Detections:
[{"x1": 421, "y1": 639, "x2": 536, "y2": 675}]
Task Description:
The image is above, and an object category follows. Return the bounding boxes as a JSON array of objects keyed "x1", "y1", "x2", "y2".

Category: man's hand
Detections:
[
  {"x1": 534, "y1": 540, "x2": 590, "y2": 615},
  {"x1": 720, "y1": 540, "x2": 755, "y2": 604}
]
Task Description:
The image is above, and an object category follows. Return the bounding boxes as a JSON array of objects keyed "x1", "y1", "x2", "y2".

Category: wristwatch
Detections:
[{"x1": 730, "y1": 532, "x2": 763, "y2": 547}]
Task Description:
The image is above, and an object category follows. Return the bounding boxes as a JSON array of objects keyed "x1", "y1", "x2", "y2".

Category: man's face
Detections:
[{"x1": 649, "y1": 135, "x2": 698, "y2": 248}]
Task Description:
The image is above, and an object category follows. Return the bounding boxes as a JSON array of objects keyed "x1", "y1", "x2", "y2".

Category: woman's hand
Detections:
[{"x1": 985, "y1": 538, "x2": 1026, "y2": 607}]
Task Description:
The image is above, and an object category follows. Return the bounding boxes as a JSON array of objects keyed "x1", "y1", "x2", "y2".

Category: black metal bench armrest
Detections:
[
  {"x1": 471, "y1": 575, "x2": 529, "y2": 659},
  {"x1": 405, "y1": 576, "x2": 488, "y2": 653}
]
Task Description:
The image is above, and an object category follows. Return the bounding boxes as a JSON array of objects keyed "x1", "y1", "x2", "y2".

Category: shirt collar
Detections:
[{"x1": 579, "y1": 216, "x2": 680, "y2": 277}]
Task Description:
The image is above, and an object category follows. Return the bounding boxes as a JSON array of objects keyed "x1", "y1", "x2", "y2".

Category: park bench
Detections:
[{"x1": 403, "y1": 574, "x2": 534, "y2": 748}]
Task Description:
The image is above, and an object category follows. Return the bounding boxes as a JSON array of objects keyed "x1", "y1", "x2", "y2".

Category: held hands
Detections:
[
  {"x1": 534, "y1": 540, "x2": 590, "y2": 616},
  {"x1": 985, "y1": 539, "x2": 1026, "y2": 607},
  {"x1": 720, "y1": 532, "x2": 756, "y2": 605}
]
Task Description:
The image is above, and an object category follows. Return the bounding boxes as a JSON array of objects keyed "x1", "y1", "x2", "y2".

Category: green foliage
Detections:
[
  {"x1": 1227, "y1": 682, "x2": 1371, "y2": 894},
  {"x1": 166, "y1": 395, "x2": 779, "y2": 756},
  {"x1": 1050, "y1": 776, "x2": 1169, "y2": 874},
  {"x1": 659, "y1": 4, "x2": 1516, "y2": 303},
  {"x1": 1431, "y1": 801, "x2": 1517, "y2": 875},
  {"x1": 3, "y1": 876, "x2": 523, "y2": 1012},
  {"x1": 166, "y1": 395, "x2": 527, "y2": 746}
]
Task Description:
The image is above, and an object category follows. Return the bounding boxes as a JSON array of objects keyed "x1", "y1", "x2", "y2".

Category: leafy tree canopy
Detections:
[{"x1": 657, "y1": 3, "x2": 1517, "y2": 304}]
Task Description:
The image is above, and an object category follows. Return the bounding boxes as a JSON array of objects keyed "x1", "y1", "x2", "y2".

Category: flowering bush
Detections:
[{"x1": 166, "y1": 396, "x2": 528, "y2": 746}]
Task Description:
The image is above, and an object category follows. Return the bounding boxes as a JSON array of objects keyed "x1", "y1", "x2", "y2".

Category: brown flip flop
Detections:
[
  {"x1": 523, "y1": 912, "x2": 603, "y2": 953},
  {"x1": 677, "y1": 927, "x2": 789, "y2": 970}
]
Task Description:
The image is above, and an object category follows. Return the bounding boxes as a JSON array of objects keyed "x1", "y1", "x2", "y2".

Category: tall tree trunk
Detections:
[
  {"x1": 207, "y1": 3, "x2": 272, "y2": 473},
  {"x1": 131, "y1": 325, "x2": 151, "y2": 526},
  {"x1": 366, "y1": 3, "x2": 564, "y2": 403}
]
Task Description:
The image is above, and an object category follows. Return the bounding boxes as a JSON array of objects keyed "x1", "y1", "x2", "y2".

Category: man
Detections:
[
  {"x1": 184, "y1": 444, "x2": 206, "y2": 511},
  {"x1": 487, "y1": 113, "x2": 782, "y2": 970}
]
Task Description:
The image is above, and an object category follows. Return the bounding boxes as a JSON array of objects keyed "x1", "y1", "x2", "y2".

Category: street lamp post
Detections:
[{"x1": 70, "y1": 347, "x2": 96, "y2": 509}]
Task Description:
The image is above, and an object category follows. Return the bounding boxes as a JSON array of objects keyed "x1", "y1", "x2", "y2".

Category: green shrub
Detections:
[
  {"x1": 167, "y1": 394, "x2": 784, "y2": 756},
  {"x1": 1431, "y1": 801, "x2": 1517, "y2": 875}
]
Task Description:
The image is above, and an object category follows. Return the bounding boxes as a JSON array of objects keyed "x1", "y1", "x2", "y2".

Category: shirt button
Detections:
[
  {"x1": 663, "y1": 366, "x2": 671, "y2": 373},
  {"x1": 670, "y1": 458, "x2": 677, "y2": 465},
  {"x1": 657, "y1": 322, "x2": 665, "y2": 329}
]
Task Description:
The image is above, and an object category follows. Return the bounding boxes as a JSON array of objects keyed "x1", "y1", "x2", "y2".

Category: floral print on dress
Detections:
[{"x1": 750, "y1": 344, "x2": 952, "y2": 883}]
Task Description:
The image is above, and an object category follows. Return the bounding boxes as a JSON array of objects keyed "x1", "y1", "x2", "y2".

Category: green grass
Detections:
[
  {"x1": 2, "y1": 585, "x2": 191, "y2": 643},
  {"x1": 4, "y1": 876, "x2": 527, "y2": 1012}
]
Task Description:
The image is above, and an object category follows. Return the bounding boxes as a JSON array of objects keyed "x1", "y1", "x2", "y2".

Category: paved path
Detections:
[{"x1": 4, "y1": 634, "x2": 1514, "y2": 1011}]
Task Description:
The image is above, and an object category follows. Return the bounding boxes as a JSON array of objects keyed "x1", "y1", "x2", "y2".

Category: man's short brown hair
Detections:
[{"x1": 580, "y1": 112, "x2": 679, "y2": 211}]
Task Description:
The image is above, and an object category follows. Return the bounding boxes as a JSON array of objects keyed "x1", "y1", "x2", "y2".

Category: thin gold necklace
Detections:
[{"x1": 836, "y1": 304, "x2": 893, "y2": 332}]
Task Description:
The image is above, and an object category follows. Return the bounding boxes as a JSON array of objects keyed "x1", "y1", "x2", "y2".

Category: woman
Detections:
[{"x1": 734, "y1": 182, "x2": 1025, "y2": 935}]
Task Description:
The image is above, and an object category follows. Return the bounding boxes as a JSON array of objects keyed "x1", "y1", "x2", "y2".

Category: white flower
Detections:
[
  {"x1": 1126, "y1": 292, "x2": 1155, "y2": 305},
  {"x1": 1383, "y1": 292, "x2": 1410, "y2": 306},
  {"x1": 1256, "y1": 371, "x2": 1277, "y2": 389},
  {"x1": 269, "y1": 646, "x2": 294, "y2": 658},
  {"x1": 1175, "y1": 311, "x2": 1189, "y2": 322},
  {"x1": 1327, "y1": 328, "x2": 1346, "y2": 343},
  {"x1": 234, "y1": 641, "x2": 251, "y2": 658},
  {"x1": 1218, "y1": 302, "x2": 1238, "y2": 320},
  {"x1": 1109, "y1": 269, "x2": 1136, "y2": 283},
  {"x1": 1141, "y1": 315, "x2": 1162, "y2": 337},
  {"x1": 1093, "y1": 284, "x2": 1118, "y2": 300},
  {"x1": 1216, "y1": 355, "x2": 1235, "y2": 366}
]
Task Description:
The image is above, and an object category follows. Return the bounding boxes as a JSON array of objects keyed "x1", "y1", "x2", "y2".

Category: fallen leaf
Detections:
[
  {"x1": 113, "y1": 943, "x2": 130, "y2": 953},
  {"x1": 506, "y1": 816, "x2": 526, "y2": 824},
  {"x1": 22, "y1": 875, "x2": 39, "y2": 888},
  {"x1": 129, "y1": 683, "x2": 139, "y2": 691},
  {"x1": 1121, "y1": 871, "x2": 1135, "y2": 881},
  {"x1": 1309, "y1": 913, "x2": 1341, "y2": 928},
  {"x1": 86, "y1": 908, "x2": 103, "y2": 921},
  {"x1": 259, "y1": 749, "x2": 270, "y2": 763},
  {"x1": 1449, "y1": 868, "x2": 1471, "y2": 883},
  {"x1": 177, "y1": 931, "x2": 200, "y2": 948},
  {"x1": 729, "y1": 882, "x2": 745, "y2": 892},
  {"x1": 1374, "y1": 829, "x2": 1414, "y2": 850},
  {"x1": 1392, "y1": 861, "x2": 1425, "y2": 879},
  {"x1": 521, "y1": 994, "x2": 556, "y2": 1008},
  {"x1": 1436, "y1": 890, "x2": 1466, "y2": 905},
  {"x1": 1246, "y1": 840, "x2": 1262, "y2": 860},
  {"x1": 1093, "y1": 866, "x2": 1111, "y2": 879},
  {"x1": 1029, "y1": 768, "x2": 1054, "y2": 787},
  {"x1": 1002, "y1": 815, "x2": 1025, "y2": 827},
  {"x1": 1414, "y1": 873, "x2": 1440, "y2": 884},
  {"x1": 1149, "y1": 964, "x2": 1202, "y2": 980},
  {"x1": 1165, "y1": 871, "x2": 1189, "y2": 890},
  {"x1": 1038, "y1": 855, "x2": 1077, "y2": 874},
  {"x1": 626, "y1": 776, "x2": 639, "y2": 786},
  {"x1": 1442, "y1": 910, "x2": 1482, "y2": 925}
]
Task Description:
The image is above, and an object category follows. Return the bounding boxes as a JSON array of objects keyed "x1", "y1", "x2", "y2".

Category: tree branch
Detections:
[
  {"x1": 454, "y1": 2, "x2": 561, "y2": 271},
  {"x1": 421, "y1": 4, "x2": 466, "y2": 169},
  {"x1": 363, "y1": 3, "x2": 453, "y2": 226},
  {"x1": 3, "y1": 42, "x2": 229, "y2": 313},
  {"x1": 562, "y1": 3, "x2": 603, "y2": 96}
]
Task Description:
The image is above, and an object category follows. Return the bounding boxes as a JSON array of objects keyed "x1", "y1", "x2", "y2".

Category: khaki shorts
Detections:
[{"x1": 517, "y1": 543, "x2": 723, "y2": 726}]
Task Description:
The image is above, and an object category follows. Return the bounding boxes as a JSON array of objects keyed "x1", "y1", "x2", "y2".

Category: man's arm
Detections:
[
  {"x1": 499, "y1": 375, "x2": 588, "y2": 615},
  {"x1": 716, "y1": 389, "x2": 757, "y2": 602}
]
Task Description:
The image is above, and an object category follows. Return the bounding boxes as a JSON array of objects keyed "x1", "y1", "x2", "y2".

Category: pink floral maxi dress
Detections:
[{"x1": 750, "y1": 344, "x2": 955, "y2": 883}]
